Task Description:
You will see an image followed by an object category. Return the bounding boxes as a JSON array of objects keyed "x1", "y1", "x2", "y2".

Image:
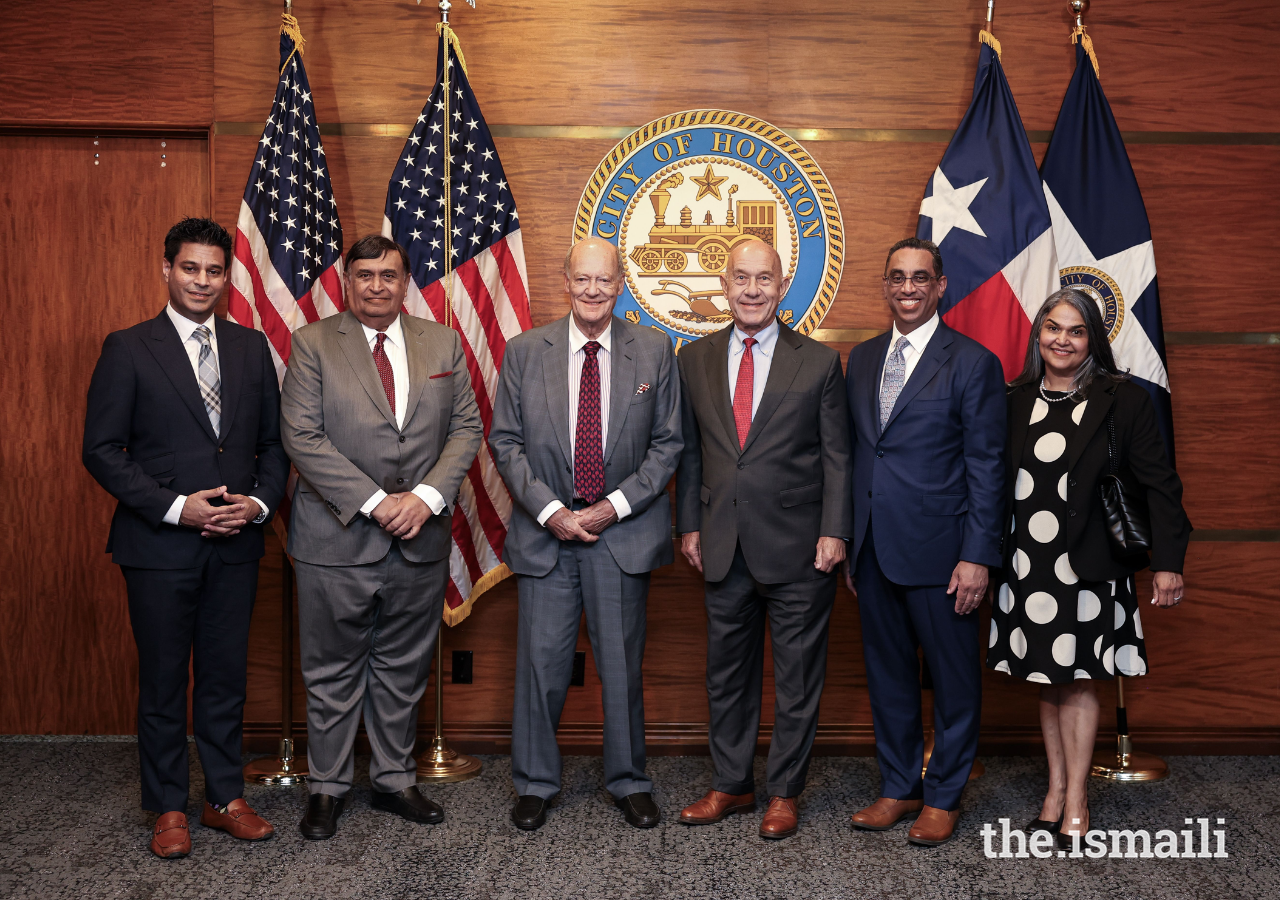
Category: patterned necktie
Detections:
[
  {"x1": 373, "y1": 332, "x2": 396, "y2": 414},
  {"x1": 574, "y1": 341, "x2": 605, "y2": 504},
  {"x1": 732, "y1": 337, "x2": 757, "y2": 450},
  {"x1": 192, "y1": 325, "x2": 221, "y2": 438},
  {"x1": 879, "y1": 335, "x2": 912, "y2": 432}
]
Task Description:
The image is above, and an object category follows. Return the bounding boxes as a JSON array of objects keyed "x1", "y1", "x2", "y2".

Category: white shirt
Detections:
[
  {"x1": 879, "y1": 313, "x2": 941, "y2": 396},
  {"x1": 727, "y1": 318, "x2": 780, "y2": 420},
  {"x1": 356, "y1": 314, "x2": 448, "y2": 519},
  {"x1": 161, "y1": 305, "x2": 269, "y2": 526},
  {"x1": 535, "y1": 317, "x2": 632, "y2": 527}
]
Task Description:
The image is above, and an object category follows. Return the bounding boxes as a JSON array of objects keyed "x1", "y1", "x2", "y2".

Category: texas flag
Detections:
[
  {"x1": 1040, "y1": 42, "x2": 1176, "y2": 465},
  {"x1": 917, "y1": 38, "x2": 1058, "y2": 381}
]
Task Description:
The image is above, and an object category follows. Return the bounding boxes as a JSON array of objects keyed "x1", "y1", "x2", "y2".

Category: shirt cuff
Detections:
[
  {"x1": 361, "y1": 490, "x2": 388, "y2": 518},
  {"x1": 606, "y1": 489, "x2": 632, "y2": 521},
  {"x1": 537, "y1": 500, "x2": 565, "y2": 527},
  {"x1": 249, "y1": 496, "x2": 269, "y2": 524},
  {"x1": 163, "y1": 494, "x2": 186, "y2": 526},
  {"x1": 411, "y1": 484, "x2": 447, "y2": 515}
]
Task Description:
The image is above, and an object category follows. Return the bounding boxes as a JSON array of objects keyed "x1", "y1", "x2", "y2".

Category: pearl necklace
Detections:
[{"x1": 1039, "y1": 377, "x2": 1075, "y2": 402}]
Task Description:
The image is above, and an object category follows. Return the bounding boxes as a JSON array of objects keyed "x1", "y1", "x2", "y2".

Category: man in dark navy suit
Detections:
[
  {"x1": 844, "y1": 238, "x2": 1006, "y2": 846},
  {"x1": 83, "y1": 218, "x2": 289, "y2": 858}
]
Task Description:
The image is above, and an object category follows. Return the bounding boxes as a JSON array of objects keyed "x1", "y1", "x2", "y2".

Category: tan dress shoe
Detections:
[
  {"x1": 759, "y1": 796, "x2": 799, "y2": 840},
  {"x1": 679, "y1": 789, "x2": 757, "y2": 824},
  {"x1": 850, "y1": 797, "x2": 924, "y2": 831},
  {"x1": 200, "y1": 798, "x2": 275, "y2": 840},
  {"x1": 151, "y1": 811, "x2": 191, "y2": 858},
  {"x1": 907, "y1": 805, "x2": 961, "y2": 846}
]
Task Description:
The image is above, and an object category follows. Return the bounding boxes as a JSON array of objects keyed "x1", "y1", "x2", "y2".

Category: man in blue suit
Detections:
[{"x1": 844, "y1": 238, "x2": 1006, "y2": 846}]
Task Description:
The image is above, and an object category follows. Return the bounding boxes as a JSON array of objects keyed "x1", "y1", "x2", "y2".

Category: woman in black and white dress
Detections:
[{"x1": 988, "y1": 289, "x2": 1191, "y2": 846}]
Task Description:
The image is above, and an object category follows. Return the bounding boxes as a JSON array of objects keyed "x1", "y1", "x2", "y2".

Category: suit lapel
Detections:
[
  {"x1": 144, "y1": 311, "x2": 218, "y2": 443},
  {"x1": 860, "y1": 331, "x2": 891, "y2": 439},
  {"x1": 604, "y1": 319, "x2": 637, "y2": 464},
  {"x1": 335, "y1": 311, "x2": 399, "y2": 431},
  {"x1": 1008, "y1": 383, "x2": 1036, "y2": 471},
  {"x1": 400, "y1": 315, "x2": 429, "y2": 427},
  {"x1": 740, "y1": 322, "x2": 802, "y2": 455},
  {"x1": 212, "y1": 318, "x2": 244, "y2": 445},
  {"x1": 1067, "y1": 380, "x2": 1116, "y2": 471},
  {"x1": 881, "y1": 327, "x2": 953, "y2": 434},
  {"x1": 702, "y1": 325, "x2": 737, "y2": 450},
  {"x1": 543, "y1": 316, "x2": 573, "y2": 468}
]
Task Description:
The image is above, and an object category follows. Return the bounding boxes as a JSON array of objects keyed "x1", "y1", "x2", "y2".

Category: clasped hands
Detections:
[
  {"x1": 546, "y1": 500, "x2": 618, "y2": 543},
  {"x1": 371, "y1": 493, "x2": 432, "y2": 540},
  {"x1": 180, "y1": 486, "x2": 259, "y2": 538}
]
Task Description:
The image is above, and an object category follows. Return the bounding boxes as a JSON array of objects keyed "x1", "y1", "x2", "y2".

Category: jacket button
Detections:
[
  {"x1": 218, "y1": 447, "x2": 223, "y2": 453},
  {"x1": 737, "y1": 462, "x2": 744, "y2": 470},
  {"x1": 399, "y1": 435, "x2": 406, "y2": 443},
  {"x1": 1069, "y1": 479, "x2": 1077, "y2": 487},
  {"x1": 396, "y1": 478, "x2": 405, "y2": 485},
  {"x1": 1068, "y1": 509, "x2": 1077, "y2": 517},
  {"x1": 867, "y1": 491, "x2": 872, "y2": 498},
  {"x1": 876, "y1": 450, "x2": 884, "y2": 458}
]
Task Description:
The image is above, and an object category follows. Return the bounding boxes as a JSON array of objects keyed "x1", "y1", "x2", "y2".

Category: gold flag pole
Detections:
[
  {"x1": 416, "y1": 0, "x2": 481, "y2": 783},
  {"x1": 1091, "y1": 673, "x2": 1169, "y2": 781}
]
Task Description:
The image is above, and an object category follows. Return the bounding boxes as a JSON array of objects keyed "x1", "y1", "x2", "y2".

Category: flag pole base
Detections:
[
  {"x1": 244, "y1": 738, "x2": 308, "y2": 786},
  {"x1": 416, "y1": 735, "x2": 482, "y2": 783},
  {"x1": 922, "y1": 733, "x2": 985, "y2": 781},
  {"x1": 1091, "y1": 734, "x2": 1169, "y2": 782}
]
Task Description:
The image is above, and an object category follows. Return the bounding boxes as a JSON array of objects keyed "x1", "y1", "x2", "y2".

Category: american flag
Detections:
[
  {"x1": 228, "y1": 14, "x2": 344, "y2": 384},
  {"x1": 383, "y1": 27, "x2": 531, "y2": 625}
]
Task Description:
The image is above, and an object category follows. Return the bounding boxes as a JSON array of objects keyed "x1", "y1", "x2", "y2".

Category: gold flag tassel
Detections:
[
  {"x1": 435, "y1": 21, "x2": 469, "y2": 78},
  {"x1": 978, "y1": 28, "x2": 1003, "y2": 59},
  {"x1": 443, "y1": 563, "x2": 512, "y2": 627},
  {"x1": 280, "y1": 12, "x2": 306, "y2": 74},
  {"x1": 1071, "y1": 26, "x2": 1100, "y2": 78}
]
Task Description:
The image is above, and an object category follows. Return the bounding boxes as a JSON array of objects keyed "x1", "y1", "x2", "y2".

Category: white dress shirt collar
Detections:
[
  {"x1": 165, "y1": 303, "x2": 217, "y2": 345},
  {"x1": 569, "y1": 314, "x2": 613, "y2": 354},
  {"x1": 889, "y1": 312, "x2": 940, "y2": 358},
  {"x1": 360, "y1": 313, "x2": 404, "y2": 349},
  {"x1": 731, "y1": 317, "x2": 780, "y2": 358}
]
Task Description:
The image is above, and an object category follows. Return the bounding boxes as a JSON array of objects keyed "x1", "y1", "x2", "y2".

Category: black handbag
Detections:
[{"x1": 1098, "y1": 410, "x2": 1151, "y2": 555}]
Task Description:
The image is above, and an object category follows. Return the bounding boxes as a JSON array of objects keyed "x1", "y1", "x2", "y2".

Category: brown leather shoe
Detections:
[
  {"x1": 759, "y1": 796, "x2": 799, "y2": 840},
  {"x1": 200, "y1": 798, "x2": 275, "y2": 841},
  {"x1": 907, "y1": 805, "x2": 961, "y2": 846},
  {"x1": 150, "y1": 811, "x2": 191, "y2": 858},
  {"x1": 851, "y1": 797, "x2": 924, "y2": 831},
  {"x1": 680, "y1": 789, "x2": 756, "y2": 824}
]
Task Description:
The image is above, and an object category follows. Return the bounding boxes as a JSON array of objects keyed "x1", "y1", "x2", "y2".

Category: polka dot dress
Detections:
[{"x1": 987, "y1": 391, "x2": 1149, "y2": 684}]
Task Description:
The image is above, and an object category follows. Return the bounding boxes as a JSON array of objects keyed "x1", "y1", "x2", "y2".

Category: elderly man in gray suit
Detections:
[
  {"x1": 280, "y1": 235, "x2": 482, "y2": 840},
  {"x1": 676, "y1": 239, "x2": 852, "y2": 840},
  {"x1": 489, "y1": 236, "x2": 682, "y2": 831}
]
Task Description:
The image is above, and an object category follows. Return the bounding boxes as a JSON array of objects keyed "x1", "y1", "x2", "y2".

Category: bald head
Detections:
[
  {"x1": 564, "y1": 236, "x2": 625, "y2": 339},
  {"x1": 720, "y1": 239, "x2": 790, "y2": 337},
  {"x1": 725, "y1": 238, "x2": 783, "y2": 278},
  {"x1": 564, "y1": 237, "x2": 625, "y2": 280}
]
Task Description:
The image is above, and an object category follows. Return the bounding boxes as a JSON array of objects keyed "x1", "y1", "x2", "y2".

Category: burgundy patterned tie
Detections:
[
  {"x1": 372, "y1": 332, "x2": 396, "y2": 414},
  {"x1": 732, "y1": 337, "x2": 757, "y2": 450},
  {"x1": 574, "y1": 341, "x2": 605, "y2": 504}
]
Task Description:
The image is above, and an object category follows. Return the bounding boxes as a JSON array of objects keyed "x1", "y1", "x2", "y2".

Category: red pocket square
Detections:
[
  {"x1": 635, "y1": 383, "x2": 651, "y2": 395},
  {"x1": 429, "y1": 371, "x2": 454, "y2": 379}
]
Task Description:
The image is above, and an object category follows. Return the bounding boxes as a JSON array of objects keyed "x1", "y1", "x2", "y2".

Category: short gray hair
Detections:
[{"x1": 564, "y1": 241, "x2": 626, "y2": 279}]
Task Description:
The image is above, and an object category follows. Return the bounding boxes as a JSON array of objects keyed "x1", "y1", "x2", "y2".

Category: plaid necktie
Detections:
[
  {"x1": 574, "y1": 341, "x2": 605, "y2": 504},
  {"x1": 879, "y1": 336, "x2": 912, "y2": 432},
  {"x1": 732, "y1": 337, "x2": 757, "y2": 450},
  {"x1": 192, "y1": 325, "x2": 221, "y2": 438}
]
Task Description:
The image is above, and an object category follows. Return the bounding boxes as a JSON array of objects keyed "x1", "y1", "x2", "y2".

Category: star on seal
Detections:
[{"x1": 690, "y1": 164, "x2": 729, "y2": 201}]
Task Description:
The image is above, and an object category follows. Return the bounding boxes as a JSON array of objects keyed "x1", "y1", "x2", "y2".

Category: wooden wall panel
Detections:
[
  {"x1": 0, "y1": 136, "x2": 209, "y2": 733},
  {"x1": 0, "y1": 1, "x2": 213, "y2": 127}
]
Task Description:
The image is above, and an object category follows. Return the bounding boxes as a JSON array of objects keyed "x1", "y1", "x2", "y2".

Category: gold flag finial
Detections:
[
  {"x1": 979, "y1": 0, "x2": 1002, "y2": 58},
  {"x1": 1069, "y1": 1, "x2": 1101, "y2": 78}
]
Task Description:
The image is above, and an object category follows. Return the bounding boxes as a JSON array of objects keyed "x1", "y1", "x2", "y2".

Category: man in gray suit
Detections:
[
  {"x1": 280, "y1": 235, "x2": 482, "y2": 839},
  {"x1": 489, "y1": 237, "x2": 682, "y2": 831},
  {"x1": 676, "y1": 239, "x2": 852, "y2": 840}
]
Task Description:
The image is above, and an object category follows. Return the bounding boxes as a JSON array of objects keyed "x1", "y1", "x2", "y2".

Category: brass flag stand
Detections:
[
  {"x1": 244, "y1": 550, "x2": 308, "y2": 785},
  {"x1": 417, "y1": 633, "x2": 483, "y2": 782},
  {"x1": 1091, "y1": 675, "x2": 1169, "y2": 782}
]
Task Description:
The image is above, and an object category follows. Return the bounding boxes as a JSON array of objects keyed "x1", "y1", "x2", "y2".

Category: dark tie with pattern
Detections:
[
  {"x1": 574, "y1": 341, "x2": 604, "y2": 504},
  {"x1": 373, "y1": 332, "x2": 396, "y2": 414},
  {"x1": 732, "y1": 337, "x2": 757, "y2": 450}
]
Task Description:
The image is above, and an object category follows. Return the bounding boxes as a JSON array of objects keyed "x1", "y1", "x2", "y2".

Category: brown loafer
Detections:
[
  {"x1": 851, "y1": 797, "x2": 924, "y2": 831},
  {"x1": 679, "y1": 789, "x2": 756, "y2": 825},
  {"x1": 150, "y1": 811, "x2": 191, "y2": 858},
  {"x1": 759, "y1": 796, "x2": 799, "y2": 840},
  {"x1": 907, "y1": 805, "x2": 961, "y2": 846},
  {"x1": 200, "y1": 798, "x2": 275, "y2": 841}
]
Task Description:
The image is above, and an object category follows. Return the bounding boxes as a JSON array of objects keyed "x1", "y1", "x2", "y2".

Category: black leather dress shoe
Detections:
[
  {"x1": 371, "y1": 786, "x2": 444, "y2": 824},
  {"x1": 512, "y1": 795, "x2": 548, "y2": 831},
  {"x1": 615, "y1": 792, "x2": 660, "y2": 828},
  {"x1": 299, "y1": 792, "x2": 346, "y2": 840}
]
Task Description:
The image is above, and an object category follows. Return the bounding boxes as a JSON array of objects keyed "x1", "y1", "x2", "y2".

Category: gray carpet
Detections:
[{"x1": 0, "y1": 740, "x2": 1276, "y2": 899}]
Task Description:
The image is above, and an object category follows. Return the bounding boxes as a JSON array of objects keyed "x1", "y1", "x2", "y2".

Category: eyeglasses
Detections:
[{"x1": 883, "y1": 273, "x2": 939, "y2": 287}]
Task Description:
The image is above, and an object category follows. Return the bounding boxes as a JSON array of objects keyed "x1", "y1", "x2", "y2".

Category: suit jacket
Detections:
[
  {"x1": 82, "y1": 309, "x2": 289, "y2": 569},
  {"x1": 280, "y1": 310, "x2": 483, "y2": 566},
  {"x1": 1004, "y1": 379, "x2": 1191, "y2": 581},
  {"x1": 845, "y1": 321, "x2": 1006, "y2": 586},
  {"x1": 488, "y1": 314, "x2": 682, "y2": 577},
  {"x1": 676, "y1": 321, "x2": 852, "y2": 584}
]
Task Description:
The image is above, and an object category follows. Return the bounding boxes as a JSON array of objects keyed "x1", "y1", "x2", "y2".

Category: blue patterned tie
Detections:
[
  {"x1": 879, "y1": 336, "x2": 911, "y2": 432},
  {"x1": 193, "y1": 325, "x2": 221, "y2": 438}
]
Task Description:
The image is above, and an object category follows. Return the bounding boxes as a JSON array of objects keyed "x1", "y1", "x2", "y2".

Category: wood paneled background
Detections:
[{"x1": 2, "y1": 0, "x2": 1277, "y2": 754}]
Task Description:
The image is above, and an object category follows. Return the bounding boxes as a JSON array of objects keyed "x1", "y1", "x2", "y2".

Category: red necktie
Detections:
[
  {"x1": 733, "y1": 337, "x2": 757, "y2": 450},
  {"x1": 574, "y1": 341, "x2": 604, "y2": 504},
  {"x1": 373, "y1": 332, "x2": 396, "y2": 414}
]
